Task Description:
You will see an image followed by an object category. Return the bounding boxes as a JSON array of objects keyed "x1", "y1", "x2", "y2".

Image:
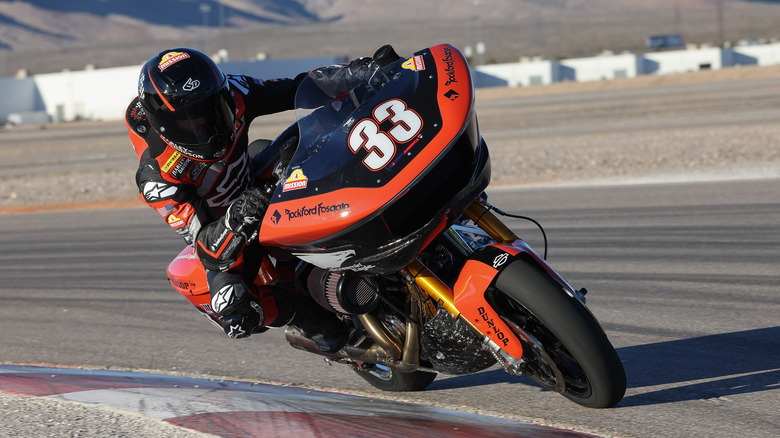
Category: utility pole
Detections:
[
  {"x1": 717, "y1": 0, "x2": 724, "y2": 45},
  {"x1": 200, "y1": 3, "x2": 211, "y2": 54}
]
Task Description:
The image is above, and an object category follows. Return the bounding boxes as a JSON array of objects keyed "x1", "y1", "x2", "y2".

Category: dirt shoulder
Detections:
[{"x1": 2, "y1": 64, "x2": 779, "y2": 214}]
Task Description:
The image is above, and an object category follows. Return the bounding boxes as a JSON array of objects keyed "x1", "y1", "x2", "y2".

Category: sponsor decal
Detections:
[
  {"x1": 211, "y1": 284, "x2": 236, "y2": 314},
  {"x1": 142, "y1": 182, "x2": 178, "y2": 202},
  {"x1": 227, "y1": 324, "x2": 246, "y2": 337},
  {"x1": 388, "y1": 133, "x2": 422, "y2": 170},
  {"x1": 210, "y1": 227, "x2": 231, "y2": 252},
  {"x1": 402, "y1": 55, "x2": 426, "y2": 71},
  {"x1": 293, "y1": 249, "x2": 356, "y2": 270},
  {"x1": 479, "y1": 306, "x2": 510, "y2": 346},
  {"x1": 189, "y1": 161, "x2": 208, "y2": 181},
  {"x1": 341, "y1": 262, "x2": 377, "y2": 272},
  {"x1": 206, "y1": 151, "x2": 249, "y2": 208},
  {"x1": 158, "y1": 51, "x2": 190, "y2": 72},
  {"x1": 138, "y1": 73, "x2": 146, "y2": 99},
  {"x1": 282, "y1": 169, "x2": 308, "y2": 192},
  {"x1": 170, "y1": 278, "x2": 195, "y2": 290},
  {"x1": 441, "y1": 47, "x2": 458, "y2": 86},
  {"x1": 156, "y1": 203, "x2": 175, "y2": 217},
  {"x1": 444, "y1": 89, "x2": 460, "y2": 101},
  {"x1": 171, "y1": 156, "x2": 191, "y2": 179},
  {"x1": 130, "y1": 101, "x2": 145, "y2": 121},
  {"x1": 285, "y1": 202, "x2": 350, "y2": 221},
  {"x1": 167, "y1": 213, "x2": 185, "y2": 228},
  {"x1": 271, "y1": 209, "x2": 282, "y2": 225},
  {"x1": 492, "y1": 252, "x2": 509, "y2": 269},
  {"x1": 160, "y1": 134, "x2": 204, "y2": 160},
  {"x1": 162, "y1": 151, "x2": 182, "y2": 173},
  {"x1": 182, "y1": 77, "x2": 200, "y2": 91}
]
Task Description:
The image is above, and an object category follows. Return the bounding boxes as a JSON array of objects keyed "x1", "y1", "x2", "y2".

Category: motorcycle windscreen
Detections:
[{"x1": 259, "y1": 44, "x2": 474, "y2": 247}]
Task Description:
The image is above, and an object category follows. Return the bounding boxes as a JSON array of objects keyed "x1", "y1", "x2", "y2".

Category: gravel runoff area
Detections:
[
  {"x1": 0, "y1": 392, "x2": 213, "y2": 438},
  {"x1": 1, "y1": 63, "x2": 780, "y2": 213}
]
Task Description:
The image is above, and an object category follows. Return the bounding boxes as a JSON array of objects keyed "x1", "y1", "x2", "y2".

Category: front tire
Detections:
[{"x1": 491, "y1": 258, "x2": 626, "y2": 408}]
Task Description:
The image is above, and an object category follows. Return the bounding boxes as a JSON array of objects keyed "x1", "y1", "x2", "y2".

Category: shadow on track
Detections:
[
  {"x1": 424, "y1": 327, "x2": 780, "y2": 408},
  {"x1": 618, "y1": 326, "x2": 780, "y2": 407}
]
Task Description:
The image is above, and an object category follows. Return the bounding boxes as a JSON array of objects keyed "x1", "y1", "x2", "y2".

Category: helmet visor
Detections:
[{"x1": 148, "y1": 87, "x2": 235, "y2": 160}]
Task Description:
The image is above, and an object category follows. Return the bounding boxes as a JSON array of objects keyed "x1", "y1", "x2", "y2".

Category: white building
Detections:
[
  {"x1": 640, "y1": 47, "x2": 727, "y2": 75},
  {"x1": 475, "y1": 59, "x2": 559, "y2": 87},
  {"x1": 559, "y1": 52, "x2": 640, "y2": 82},
  {"x1": 32, "y1": 65, "x2": 141, "y2": 123},
  {"x1": 731, "y1": 42, "x2": 780, "y2": 66}
]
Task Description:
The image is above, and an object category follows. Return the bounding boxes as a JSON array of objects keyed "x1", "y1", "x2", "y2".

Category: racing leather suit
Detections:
[
  {"x1": 126, "y1": 72, "x2": 305, "y2": 336},
  {"x1": 126, "y1": 60, "x2": 374, "y2": 341}
]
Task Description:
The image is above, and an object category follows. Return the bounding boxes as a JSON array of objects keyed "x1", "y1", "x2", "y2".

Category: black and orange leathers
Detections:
[
  {"x1": 126, "y1": 72, "x2": 305, "y2": 335},
  {"x1": 127, "y1": 62, "x2": 370, "y2": 336}
]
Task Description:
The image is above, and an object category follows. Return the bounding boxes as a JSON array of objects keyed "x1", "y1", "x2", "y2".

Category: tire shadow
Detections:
[{"x1": 426, "y1": 326, "x2": 780, "y2": 407}]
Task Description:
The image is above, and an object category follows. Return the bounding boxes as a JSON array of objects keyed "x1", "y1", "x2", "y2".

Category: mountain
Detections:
[{"x1": 2, "y1": 0, "x2": 780, "y2": 75}]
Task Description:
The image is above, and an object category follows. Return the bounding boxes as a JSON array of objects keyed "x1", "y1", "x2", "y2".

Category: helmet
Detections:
[{"x1": 138, "y1": 48, "x2": 235, "y2": 161}]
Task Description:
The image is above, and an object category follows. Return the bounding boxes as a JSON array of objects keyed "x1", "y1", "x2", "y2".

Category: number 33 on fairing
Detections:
[{"x1": 348, "y1": 99, "x2": 423, "y2": 171}]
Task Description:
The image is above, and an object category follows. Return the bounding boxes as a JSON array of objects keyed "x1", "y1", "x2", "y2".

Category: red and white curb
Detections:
[{"x1": 0, "y1": 365, "x2": 598, "y2": 438}]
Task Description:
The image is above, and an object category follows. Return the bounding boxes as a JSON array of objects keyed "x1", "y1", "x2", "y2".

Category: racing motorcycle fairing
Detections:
[
  {"x1": 257, "y1": 44, "x2": 489, "y2": 273},
  {"x1": 451, "y1": 239, "x2": 581, "y2": 361},
  {"x1": 166, "y1": 246, "x2": 282, "y2": 327}
]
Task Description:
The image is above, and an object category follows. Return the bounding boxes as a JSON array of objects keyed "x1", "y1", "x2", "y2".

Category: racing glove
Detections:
[
  {"x1": 307, "y1": 56, "x2": 378, "y2": 99},
  {"x1": 224, "y1": 186, "x2": 270, "y2": 242},
  {"x1": 196, "y1": 187, "x2": 270, "y2": 271}
]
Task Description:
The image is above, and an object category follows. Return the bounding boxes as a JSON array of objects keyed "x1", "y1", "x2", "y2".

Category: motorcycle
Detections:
[{"x1": 166, "y1": 44, "x2": 626, "y2": 408}]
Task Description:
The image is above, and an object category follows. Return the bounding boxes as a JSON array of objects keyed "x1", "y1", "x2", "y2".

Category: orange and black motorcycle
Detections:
[{"x1": 167, "y1": 44, "x2": 626, "y2": 408}]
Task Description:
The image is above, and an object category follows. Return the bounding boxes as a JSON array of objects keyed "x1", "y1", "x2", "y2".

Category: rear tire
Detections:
[
  {"x1": 353, "y1": 364, "x2": 437, "y2": 391},
  {"x1": 492, "y1": 258, "x2": 626, "y2": 408}
]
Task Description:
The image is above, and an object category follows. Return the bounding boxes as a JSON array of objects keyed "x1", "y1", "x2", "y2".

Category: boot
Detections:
[{"x1": 288, "y1": 298, "x2": 349, "y2": 353}]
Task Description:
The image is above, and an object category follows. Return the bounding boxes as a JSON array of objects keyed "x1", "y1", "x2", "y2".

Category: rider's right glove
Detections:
[{"x1": 196, "y1": 187, "x2": 270, "y2": 271}]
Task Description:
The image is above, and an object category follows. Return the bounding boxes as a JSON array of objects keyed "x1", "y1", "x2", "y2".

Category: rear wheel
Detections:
[
  {"x1": 353, "y1": 364, "x2": 437, "y2": 391},
  {"x1": 491, "y1": 258, "x2": 626, "y2": 408}
]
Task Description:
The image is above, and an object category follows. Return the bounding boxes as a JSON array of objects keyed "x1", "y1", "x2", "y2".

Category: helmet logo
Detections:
[
  {"x1": 182, "y1": 77, "x2": 201, "y2": 91},
  {"x1": 138, "y1": 72, "x2": 146, "y2": 98},
  {"x1": 159, "y1": 51, "x2": 190, "y2": 71}
]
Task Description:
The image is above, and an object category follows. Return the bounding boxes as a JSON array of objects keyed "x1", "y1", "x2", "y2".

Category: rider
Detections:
[{"x1": 125, "y1": 47, "x2": 374, "y2": 352}]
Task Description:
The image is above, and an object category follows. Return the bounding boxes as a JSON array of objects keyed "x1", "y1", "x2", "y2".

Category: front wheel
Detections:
[
  {"x1": 353, "y1": 364, "x2": 437, "y2": 391},
  {"x1": 490, "y1": 258, "x2": 626, "y2": 408}
]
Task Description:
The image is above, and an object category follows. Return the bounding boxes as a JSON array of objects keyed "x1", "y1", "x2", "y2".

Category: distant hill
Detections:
[{"x1": 2, "y1": 0, "x2": 780, "y2": 76}]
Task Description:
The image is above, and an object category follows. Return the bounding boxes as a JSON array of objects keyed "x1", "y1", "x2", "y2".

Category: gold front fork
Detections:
[
  {"x1": 404, "y1": 199, "x2": 515, "y2": 333},
  {"x1": 462, "y1": 199, "x2": 519, "y2": 244}
]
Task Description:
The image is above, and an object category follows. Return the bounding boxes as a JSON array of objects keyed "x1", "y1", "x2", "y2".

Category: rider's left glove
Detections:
[{"x1": 346, "y1": 57, "x2": 376, "y2": 84}]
